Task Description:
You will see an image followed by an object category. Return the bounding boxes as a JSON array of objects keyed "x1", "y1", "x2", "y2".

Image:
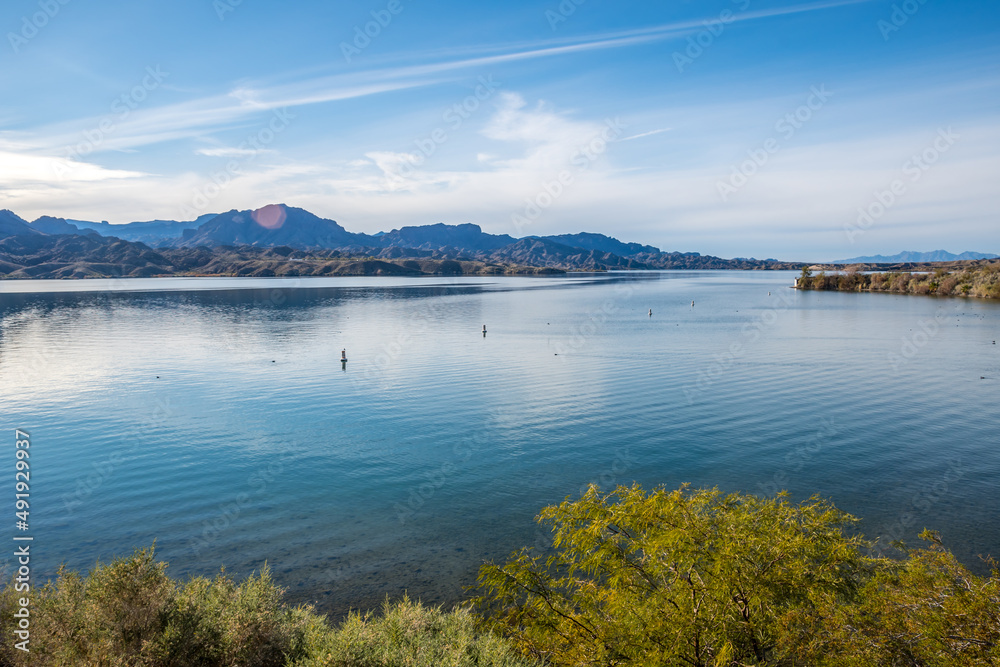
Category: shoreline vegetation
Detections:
[
  {"x1": 796, "y1": 260, "x2": 1000, "y2": 299},
  {"x1": 3, "y1": 485, "x2": 997, "y2": 666}
]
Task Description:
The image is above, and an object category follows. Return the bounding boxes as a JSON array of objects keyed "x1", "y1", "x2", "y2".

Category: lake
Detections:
[{"x1": 1, "y1": 271, "x2": 997, "y2": 617}]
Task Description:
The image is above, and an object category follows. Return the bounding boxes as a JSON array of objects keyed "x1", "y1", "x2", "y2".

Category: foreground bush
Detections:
[
  {"x1": 293, "y1": 596, "x2": 540, "y2": 667},
  {"x1": 2, "y1": 487, "x2": 997, "y2": 666},
  {"x1": 477, "y1": 484, "x2": 1000, "y2": 666},
  {"x1": 0, "y1": 546, "x2": 313, "y2": 666},
  {"x1": 0, "y1": 548, "x2": 534, "y2": 667}
]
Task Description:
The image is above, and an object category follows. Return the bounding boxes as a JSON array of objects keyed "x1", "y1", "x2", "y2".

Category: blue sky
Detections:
[{"x1": 1, "y1": 0, "x2": 998, "y2": 260}]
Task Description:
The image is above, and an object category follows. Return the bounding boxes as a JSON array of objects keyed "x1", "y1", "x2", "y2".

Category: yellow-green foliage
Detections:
[
  {"x1": 0, "y1": 546, "x2": 313, "y2": 666},
  {"x1": 799, "y1": 262, "x2": 1000, "y2": 298},
  {"x1": 477, "y1": 485, "x2": 1000, "y2": 667},
  {"x1": 477, "y1": 485, "x2": 875, "y2": 666},
  {"x1": 783, "y1": 531, "x2": 1000, "y2": 666},
  {"x1": 0, "y1": 548, "x2": 535, "y2": 667},
  {"x1": 3, "y1": 490, "x2": 998, "y2": 666},
  {"x1": 294, "y1": 596, "x2": 540, "y2": 667}
]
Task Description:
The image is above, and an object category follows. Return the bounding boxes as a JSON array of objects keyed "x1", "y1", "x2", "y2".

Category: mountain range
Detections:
[
  {"x1": 833, "y1": 250, "x2": 999, "y2": 264},
  {"x1": 0, "y1": 204, "x2": 805, "y2": 278},
  {"x1": 67, "y1": 215, "x2": 217, "y2": 245}
]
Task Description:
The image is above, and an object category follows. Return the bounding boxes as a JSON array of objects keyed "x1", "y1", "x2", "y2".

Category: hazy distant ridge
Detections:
[{"x1": 834, "y1": 250, "x2": 998, "y2": 264}]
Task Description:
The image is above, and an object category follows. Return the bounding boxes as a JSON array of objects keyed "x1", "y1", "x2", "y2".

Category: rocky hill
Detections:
[
  {"x1": 177, "y1": 205, "x2": 372, "y2": 249},
  {"x1": 537, "y1": 232, "x2": 661, "y2": 256},
  {"x1": 478, "y1": 238, "x2": 652, "y2": 271},
  {"x1": 376, "y1": 223, "x2": 516, "y2": 252},
  {"x1": 0, "y1": 234, "x2": 561, "y2": 279},
  {"x1": 0, "y1": 203, "x2": 806, "y2": 276},
  {"x1": 0, "y1": 210, "x2": 41, "y2": 238}
]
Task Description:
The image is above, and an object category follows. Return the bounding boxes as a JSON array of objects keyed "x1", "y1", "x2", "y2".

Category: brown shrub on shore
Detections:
[{"x1": 799, "y1": 262, "x2": 1000, "y2": 299}]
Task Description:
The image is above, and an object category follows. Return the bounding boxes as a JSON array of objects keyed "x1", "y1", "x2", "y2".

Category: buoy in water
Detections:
[
  {"x1": 648, "y1": 309, "x2": 652, "y2": 317},
  {"x1": 341, "y1": 349, "x2": 348, "y2": 363}
]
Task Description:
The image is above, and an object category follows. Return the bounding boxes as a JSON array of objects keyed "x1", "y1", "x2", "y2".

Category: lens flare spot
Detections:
[{"x1": 252, "y1": 204, "x2": 286, "y2": 230}]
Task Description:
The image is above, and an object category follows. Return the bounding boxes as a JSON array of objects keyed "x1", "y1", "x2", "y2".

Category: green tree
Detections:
[
  {"x1": 476, "y1": 484, "x2": 877, "y2": 666},
  {"x1": 787, "y1": 531, "x2": 1000, "y2": 666}
]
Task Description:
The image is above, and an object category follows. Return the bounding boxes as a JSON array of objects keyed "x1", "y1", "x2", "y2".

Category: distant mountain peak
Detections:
[
  {"x1": 0, "y1": 209, "x2": 40, "y2": 237},
  {"x1": 535, "y1": 232, "x2": 661, "y2": 257},
  {"x1": 178, "y1": 205, "x2": 366, "y2": 248}
]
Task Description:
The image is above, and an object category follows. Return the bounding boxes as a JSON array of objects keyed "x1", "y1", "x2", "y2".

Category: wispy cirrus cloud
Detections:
[
  {"x1": 11, "y1": 0, "x2": 873, "y2": 161},
  {"x1": 622, "y1": 128, "x2": 672, "y2": 141},
  {"x1": 195, "y1": 146, "x2": 272, "y2": 158}
]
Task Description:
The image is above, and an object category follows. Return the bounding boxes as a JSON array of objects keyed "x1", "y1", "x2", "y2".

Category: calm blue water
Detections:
[{"x1": 1, "y1": 272, "x2": 998, "y2": 615}]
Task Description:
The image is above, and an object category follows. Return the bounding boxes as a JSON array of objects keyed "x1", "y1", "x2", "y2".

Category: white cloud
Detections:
[
  {"x1": 2, "y1": 88, "x2": 997, "y2": 261},
  {"x1": 0, "y1": 150, "x2": 145, "y2": 183}
]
